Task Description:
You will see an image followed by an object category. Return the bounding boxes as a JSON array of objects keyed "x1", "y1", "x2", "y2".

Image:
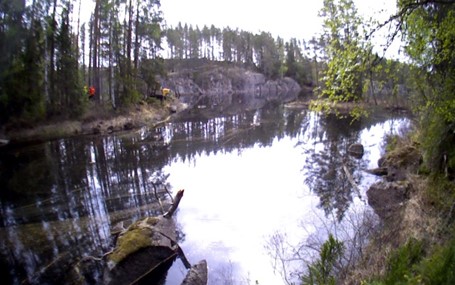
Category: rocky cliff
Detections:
[{"x1": 161, "y1": 65, "x2": 301, "y2": 115}]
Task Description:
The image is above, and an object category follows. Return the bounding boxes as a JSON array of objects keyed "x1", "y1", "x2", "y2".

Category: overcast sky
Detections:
[{"x1": 161, "y1": 0, "x2": 397, "y2": 41}]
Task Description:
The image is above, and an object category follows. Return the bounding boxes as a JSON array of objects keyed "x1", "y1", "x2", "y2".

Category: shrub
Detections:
[
  {"x1": 301, "y1": 234, "x2": 344, "y2": 285},
  {"x1": 417, "y1": 237, "x2": 455, "y2": 285},
  {"x1": 384, "y1": 238, "x2": 424, "y2": 285}
]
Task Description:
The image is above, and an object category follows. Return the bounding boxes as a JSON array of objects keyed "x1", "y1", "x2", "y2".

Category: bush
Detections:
[
  {"x1": 301, "y1": 234, "x2": 344, "y2": 285},
  {"x1": 418, "y1": 237, "x2": 455, "y2": 285},
  {"x1": 384, "y1": 238, "x2": 424, "y2": 285}
]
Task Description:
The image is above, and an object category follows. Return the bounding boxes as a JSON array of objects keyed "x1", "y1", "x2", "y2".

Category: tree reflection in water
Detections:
[
  {"x1": 302, "y1": 113, "x2": 368, "y2": 221},
  {"x1": 0, "y1": 133, "x2": 176, "y2": 284},
  {"x1": 0, "y1": 102, "x2": 409, "y2": 284}
]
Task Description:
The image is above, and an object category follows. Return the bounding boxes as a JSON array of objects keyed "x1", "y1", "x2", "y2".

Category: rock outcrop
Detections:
[
  {"x1": 161, "y1": 65, "x2": 301, "y2": 114},
  {"x1": 367, "y1": 141, "x2": 422, "y2": 221}
]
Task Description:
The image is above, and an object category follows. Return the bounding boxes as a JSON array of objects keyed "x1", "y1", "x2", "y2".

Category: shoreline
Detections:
[{"x1": 1, "y1": 100, "x2": 187, "y2": 146}]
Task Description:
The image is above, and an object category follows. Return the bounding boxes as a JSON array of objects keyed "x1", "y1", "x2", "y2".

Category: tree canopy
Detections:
[
  {"x1": 0, "y1": 0, "x2": 164, "y2": 125},
  {"x1": 395, "y1": 0, "x2": 455, "y2": 174}
]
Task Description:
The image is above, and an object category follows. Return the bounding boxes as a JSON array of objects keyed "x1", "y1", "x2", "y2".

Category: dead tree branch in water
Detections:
[
  {"x1": 152, "y1": 182, "x2": 165, "y2": 213},
  {"x1": 164, "y1": 184, "x2": 174, "y2": 203},
  {"x1": 164, "y1": 189, "x2": 184, "y2": 218},
  {"x1": 343, "y1": 164, "x2": 361, "y2": 199}
]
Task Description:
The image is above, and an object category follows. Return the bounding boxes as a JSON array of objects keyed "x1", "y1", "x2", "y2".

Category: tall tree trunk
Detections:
[
  {"x1": 88, "y1": 20, "x2": 93, "y2": 86},
  {"x1": 124, "y1": 0, "x2": 133, "y2": 100},
  {"x1": 109, "y1": 14, "x2": 115, "y2": 109},
  {"x1": 134, "y1": 0, "x2": 140, "y2": 70},
  {"x1": 92, "y1": 0, "x2": 101, "y2": 103},
  {"x1": 76, "y1": 0, "x2": 81, "y2": 57},
  {"x1": 369, "y1": 71, "x2": 378, "y2": 105},
  {"x1": 49, "y1": 0, "x2": 58, "y2": 109}
]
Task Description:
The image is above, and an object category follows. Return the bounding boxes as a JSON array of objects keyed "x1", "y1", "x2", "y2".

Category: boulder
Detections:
[
  {"x1": 367, "y1": 181, "x2": 411, "y2": 220},
  {"x1": 103, "y1": 216, "x2": 177, "y2": 285},
  {"x1": 348, "y1": 143, "x2": 364, "y2": 159},
  {"x1": 103, "y1": 189, "x2": 185, "y2": 285},
  {"x1": 181, "y1": 260, "x2": 208, "y2": 285},
  {"x1": 365, "y1": 167, "x2": 388, "y2": 176}
]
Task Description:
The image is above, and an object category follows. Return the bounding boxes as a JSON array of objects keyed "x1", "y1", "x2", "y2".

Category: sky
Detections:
[{"x1": 161, "y1": 0, "x2": 398, "y2": 42}]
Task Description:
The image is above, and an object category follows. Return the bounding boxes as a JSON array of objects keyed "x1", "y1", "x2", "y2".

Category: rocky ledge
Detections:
[
  {"x1": 366, "y1": 141, "x2": 422, "y2": 221},
  {"x1": 162, "y1": 65, "x2": 301, "y2": 114}
]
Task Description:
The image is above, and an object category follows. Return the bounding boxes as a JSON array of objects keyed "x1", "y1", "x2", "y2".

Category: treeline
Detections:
[
  {"x1": 0, "y1": 0, "x2": 412, "y2": 128},
  {"x1": 164, "y1": 23, "x2": 314, "y2": 85},
  {"x1": 163, "y1": 22, "x2": 414, "y2": 106}
]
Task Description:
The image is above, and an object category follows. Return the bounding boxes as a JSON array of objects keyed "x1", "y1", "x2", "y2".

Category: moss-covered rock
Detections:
[{"x1": 104, "y1": 216, "x2": 177, "y2": 285}]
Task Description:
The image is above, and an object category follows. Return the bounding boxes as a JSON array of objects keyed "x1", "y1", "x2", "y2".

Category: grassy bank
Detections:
[
  {"x1": 3, "y1": 98, "x2": 186, "y2": 145},
  {"x1": 349, "y1": 133, "x2": 455, "y2": 284},
  {"x1": 300, "y1": 131, "x2": 455, "y2": 284}
]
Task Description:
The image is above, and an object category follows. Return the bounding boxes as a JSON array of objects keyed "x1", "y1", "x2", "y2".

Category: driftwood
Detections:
[
  {"x1": 164, "y1": 189, "x2": 184, "y2": 218},
  {"x1": 14, "y1": 188, "x2": 196, "y2": 285}
]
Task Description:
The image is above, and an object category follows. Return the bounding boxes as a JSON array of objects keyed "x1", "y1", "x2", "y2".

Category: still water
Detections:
[{"x1": 0, "y1": 103, "x2": 409, "y2": 284}]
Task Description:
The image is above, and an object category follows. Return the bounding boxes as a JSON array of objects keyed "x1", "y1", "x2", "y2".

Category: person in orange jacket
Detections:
[{"x1": 88, "y1": 86, "x2": 95, "y2": 99}]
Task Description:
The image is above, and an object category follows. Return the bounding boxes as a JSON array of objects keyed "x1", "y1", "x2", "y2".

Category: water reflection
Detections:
[
  {"x1": 302, "y1": 114, "x2": 367, "y2": 220},
  {"x1": 0, "y1": 135, "x2": 175, "y2": 284},
  {"x1": 0, "y1": 103, "x2": 409, "y2": 284}
]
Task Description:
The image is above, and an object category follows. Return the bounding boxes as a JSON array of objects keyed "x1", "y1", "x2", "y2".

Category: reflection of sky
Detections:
[
  {"x1": 165, "y1": 135, "x2": 317, "y2": 284},
  {"x1": 0, "y1": 109, "x2": 411, "y2": 284},
  {"x1": 358, "y1": 118, "x2": 410, "y2": 189},
  {"x1": 165, "y1": 116, "x2": 410, "y2": 285}
]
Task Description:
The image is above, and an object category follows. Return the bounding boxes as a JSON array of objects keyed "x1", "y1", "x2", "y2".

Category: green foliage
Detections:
[
  {"x1": 419, "y1": 113, "x2": 455, "y2": 175},
  {"x1": 384, "y1": 238, "x2": 424, "y2": 285},
  {"x1": 317, "y1": 0, "x2": 370, "y2": 105},
  {"x1": 164, "y1": 24, "x2": 316, "y2": 82},
  {"x1": 367, "y1": 237, "x2": 455, "y2": 285},
  {"x1": 55, "y1": 5, "x2": 84, "y2": 118},
  {"x1": 417, "y1": 238, "x2": 455, "y2": 284},
  {"x1": 385, "y1": 134, "x2": 400, "y2": 153},
  {"x1": 423, "y1": 174, "x2": 455, "y2": 225},
  {"x1": 0, "y1": 0, "x2": 166, "y2": 125},
  {"x1": 398, "y1": 1, "x2": 455, "y2": 176},
  {"x1": 285, "y1": 38, "x2": 314, "y2": 86},
  {"x1": 301, "y1": 234, "x2": 344, "y2": 285}
]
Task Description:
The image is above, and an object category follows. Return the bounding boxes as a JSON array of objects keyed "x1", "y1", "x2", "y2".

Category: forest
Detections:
[
  {"x1": 1, "y1": 0, "x2": 455, "y2": 283},
  {"x1": 0, "y1": 0, "x2": 413, "y2": 128}
]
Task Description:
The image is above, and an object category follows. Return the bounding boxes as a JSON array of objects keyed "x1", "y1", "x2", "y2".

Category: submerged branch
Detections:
[
  {"x1": 343, "y1": 164, "x2": 361, "y2": 198},
  {"x1": 152, "y1": 182, "x2": 165, "y2": 213},
  {"x1": 163, "y1": 189, "x2": 184, "y2": 218}
]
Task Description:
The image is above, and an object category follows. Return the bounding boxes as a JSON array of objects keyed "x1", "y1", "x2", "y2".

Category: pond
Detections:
[{"x1": 0, "y1": 103, "x2": 410, "y2": 284}]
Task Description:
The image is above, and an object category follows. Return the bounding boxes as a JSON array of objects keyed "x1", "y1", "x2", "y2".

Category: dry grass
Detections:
[
  {"x1": 342, "y1": 134, "x2": 447, "y2": 284},
  {"x1": 6, "y1": 100, "x2": 184, "y2": 143},
  {"x1": 400, "y1": 176, "x2": 441, "y2": 244}
]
